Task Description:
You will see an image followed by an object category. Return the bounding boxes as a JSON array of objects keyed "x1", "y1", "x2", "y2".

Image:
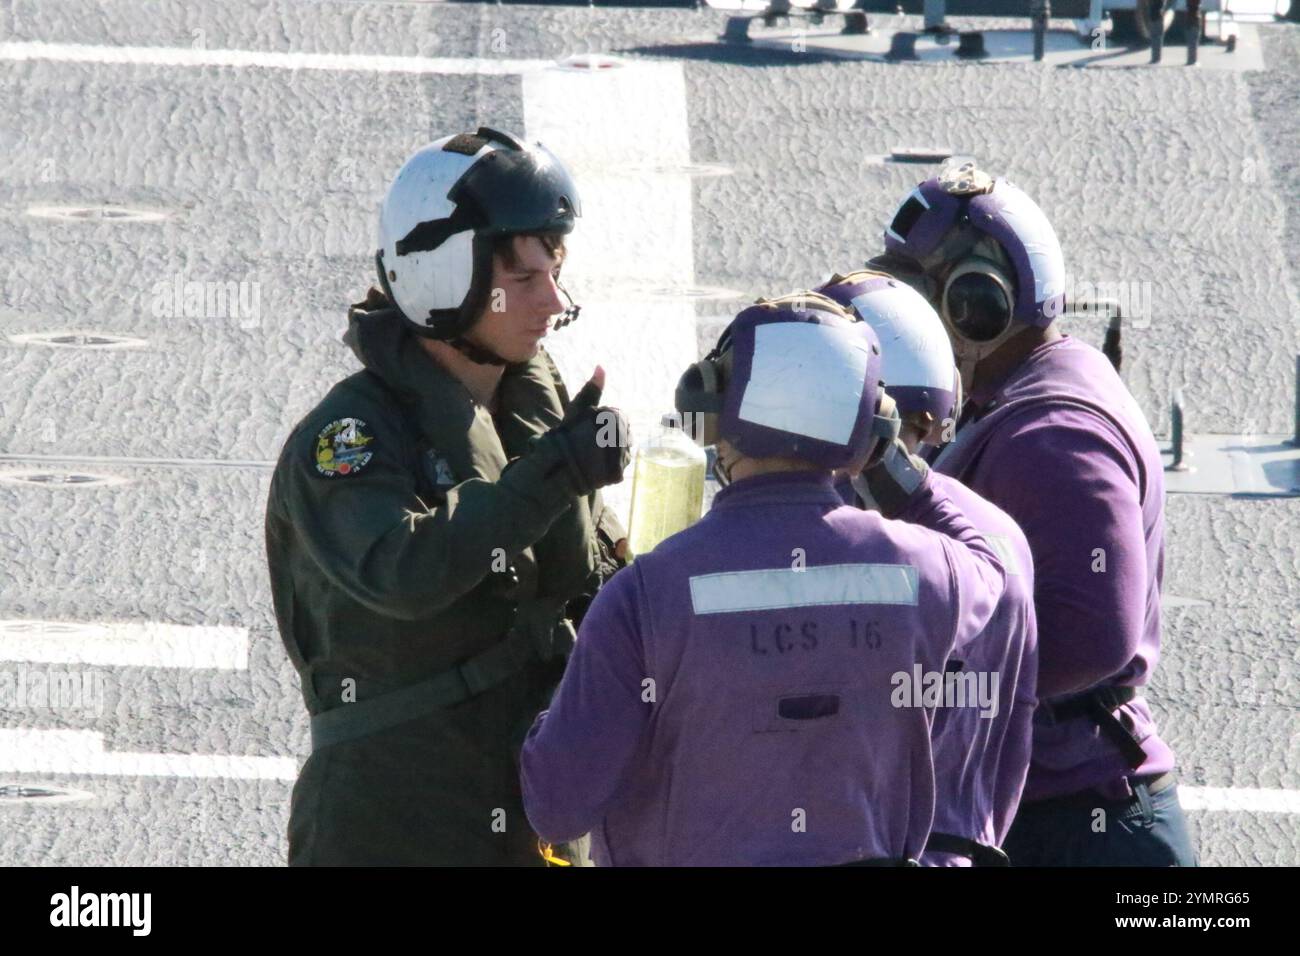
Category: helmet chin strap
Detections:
[
  {"x1": 446, "y1": 335, "x2": 509, "y2": 367},
  {"x1": 712, "y1": 445, "x2": 739, "y2": 487},
  {"x1": 866, "y1": 392, "x2": 901, "y2": 466},
  {"x1": 956, "y1": 353, "x2": 981, "y2": 395}
]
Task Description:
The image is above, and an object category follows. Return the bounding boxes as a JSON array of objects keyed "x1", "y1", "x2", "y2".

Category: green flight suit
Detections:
[{"x1": 265, "y1": 288, "x2": 625, "y2": 866}]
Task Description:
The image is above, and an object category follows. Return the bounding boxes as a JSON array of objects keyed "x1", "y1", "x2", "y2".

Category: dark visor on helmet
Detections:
[
  {"x1": 451, "y1": 143, "x2": 581, "y2": 234},
  {"x1": 395, "y1": 142, "x2": 581, "y2": 257}
]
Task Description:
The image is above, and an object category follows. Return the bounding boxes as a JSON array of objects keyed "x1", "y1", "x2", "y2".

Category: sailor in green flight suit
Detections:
[{"x1": 265, "y1": 127, "x2": 631, "y2": 865}]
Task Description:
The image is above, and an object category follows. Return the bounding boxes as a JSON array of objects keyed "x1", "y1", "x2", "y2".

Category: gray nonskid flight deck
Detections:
[{"x1": 0, "y1": 0, "x2": 1297, "y2": 865}]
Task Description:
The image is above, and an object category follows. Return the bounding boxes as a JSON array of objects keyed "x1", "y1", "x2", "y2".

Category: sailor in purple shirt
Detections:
[
  {"x1": 819, "y1": 270, "x2": 1039, "y2": 867},
  {"x1": 867, "y1": 161, "x2": 1196, "y2": 866},
  {"x1": 519, "y1": 292, "x2": 1008, "y2": 866}
]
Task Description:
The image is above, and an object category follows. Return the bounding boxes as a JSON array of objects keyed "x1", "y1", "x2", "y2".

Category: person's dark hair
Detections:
[{"x1": 491, "y1": 232, "x2": 566, "y2": 270}]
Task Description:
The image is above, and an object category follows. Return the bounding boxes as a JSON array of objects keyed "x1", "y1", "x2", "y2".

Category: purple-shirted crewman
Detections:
[
  {"x1": 867, "y1": 160, "x2": 1196, "y2": 866},
  {"x1": 819, "y1": 270, "x2": 1038, "y2": 867},
  {"x1": 519, "y1": 291, "x2": 1008, "y2": 866}
]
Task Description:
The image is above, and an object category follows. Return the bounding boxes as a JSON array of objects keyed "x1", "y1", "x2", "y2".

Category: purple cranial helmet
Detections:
[
  {"x1": 674, "y1": 291, "x2": 897, "y2": 481},
  {"x1": 879, "y1": 160, "x2": 1065, "y2": 384},
  {"x1": 816, "y1": 269, "x2": 961, "y2": 446}
]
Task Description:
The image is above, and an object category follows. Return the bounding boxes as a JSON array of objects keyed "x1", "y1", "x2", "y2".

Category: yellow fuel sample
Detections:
[{"x1": 626, "y1": 415, "x2": 707, "y2": 558}]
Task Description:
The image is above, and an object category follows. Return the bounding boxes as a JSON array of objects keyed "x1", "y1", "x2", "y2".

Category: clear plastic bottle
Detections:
[{"x1": 626, "y1": 414, "x2": 707, "y2": 559}]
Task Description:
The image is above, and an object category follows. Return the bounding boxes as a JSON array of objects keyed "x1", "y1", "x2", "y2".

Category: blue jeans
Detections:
[{"x1": 1002, "y1": 781, "x2": 1198, "y2": 867}]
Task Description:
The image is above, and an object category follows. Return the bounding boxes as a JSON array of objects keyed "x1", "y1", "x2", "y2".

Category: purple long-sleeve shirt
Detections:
[
  {"x1": 919, "y1": 474, "x2": 1038, "y2": 865},
  {"x1": 837, "y1": 472, "x2": 1038, "y2": 865},
  {"x1": 520, "y1": 469, "x2": 1006, "y2": 866},
  {"x1": 932, "y1": 335, "x2": 1173, "y2": 801}
]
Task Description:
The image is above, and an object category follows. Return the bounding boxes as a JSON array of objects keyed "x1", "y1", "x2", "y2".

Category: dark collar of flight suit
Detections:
[{"x1": 343, "y1": 294, "x2": 512, "y2": 486}]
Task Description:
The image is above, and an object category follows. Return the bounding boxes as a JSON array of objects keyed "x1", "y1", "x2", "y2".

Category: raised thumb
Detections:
[{"x1": 567, "y1": 368, "x2": 605, "y2": 415}]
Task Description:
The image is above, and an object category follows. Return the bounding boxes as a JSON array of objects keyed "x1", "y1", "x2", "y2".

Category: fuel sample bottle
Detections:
[{"x1": 626, "y1": 414, "x2": 707, "y2": 559}]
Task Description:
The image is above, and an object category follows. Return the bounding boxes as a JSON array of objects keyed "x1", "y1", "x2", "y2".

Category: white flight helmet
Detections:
[{"x1": 375, "y1": 127, "x2": 581, "y2": 363}]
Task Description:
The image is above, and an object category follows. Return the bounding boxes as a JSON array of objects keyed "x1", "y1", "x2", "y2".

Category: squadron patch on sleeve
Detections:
[{"x1": 314, "y1": 418, "x2": 375, "y2": 477}]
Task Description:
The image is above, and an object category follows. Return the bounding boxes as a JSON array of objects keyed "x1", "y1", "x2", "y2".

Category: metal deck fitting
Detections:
[{"x1": 1162, "y1": 358, "x2": 1300, "y2": 496}]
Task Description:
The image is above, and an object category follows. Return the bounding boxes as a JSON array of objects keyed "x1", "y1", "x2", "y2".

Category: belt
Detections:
[
  {"x1": 1043, "y1": 685, "x2": 1148, "y2": 770},
  {"x1": 1025, "y1": 771, "x2": 1177, "y2": 810},
  {"x1": 924, "y1": 832, "x2": 1010, "y2": 867},
  {"x1": 309, "y1": 613, "x2": 574, "y2": 752},
  {"x1": 1130, "y1": 771, "x2": 1176, "y2": 798}
]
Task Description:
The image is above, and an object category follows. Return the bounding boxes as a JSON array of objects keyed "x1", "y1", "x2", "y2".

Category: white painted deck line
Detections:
[
  {"x1": 0, "y1": 453, "x2": 276, "y2": 471},
  {"x1": 0, "y1": 41, "x2": 551, "y2": 76},
  {"x1": 0, "y1": 621, "x2": 249, "y2": 671},
  {"x1": 0, "y1": 730, "x2": 1296, "y2": 809},
  {"x1": 0, "y1": 730, "x2": 296, "y2": 781},
  {"x1": 1179, "y1": 786, "x2": 1300, "y2": 814}
]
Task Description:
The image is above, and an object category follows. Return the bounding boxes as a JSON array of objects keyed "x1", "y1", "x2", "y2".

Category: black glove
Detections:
[
  {"x1": 532, "y1": 374, "x2": 632, "y2": 496},
  {"x1": 852, "y1": 437, "x2": 930, "y2": 519}
]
